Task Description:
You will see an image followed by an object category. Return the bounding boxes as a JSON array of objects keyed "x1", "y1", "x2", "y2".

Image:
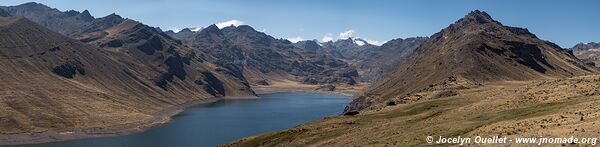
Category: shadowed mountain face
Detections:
[
  {"x1": 572, "y1": 42, "x2": 600, "y2": 67},
  {"x1": 292, "y1": 40, "x2": 321, "y2": 53},
  {"x1": 0, "y1": 15, "x2": 255, "y2": 134},
  {"x1": 352, "y1": 37, "x2": 427, "y2": 81},
  {"x1": 346, "y1": 10, "x2": 596, "y2": 112},
  {"x1": 176, "y1": 25, "x2": 360, "y2": 86},
  {"x1": 0, "y1": 9, "x2": 9, "y2": 17},
  {"x1": 0, "y1": 2, "x2": 125, "y2": 36},
  {"x1": 76, "y1": 19, "x2": 255, "y2": 96}
]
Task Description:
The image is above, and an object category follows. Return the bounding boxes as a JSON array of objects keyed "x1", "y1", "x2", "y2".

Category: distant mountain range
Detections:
[
  {"x1": 165, "y1": 28, "x2": 196, "y2": 40},
  {"x1": 0, "y1": 2, "x2": 125, "y2": 36},
  {"x1": 293, "y1": 37, "x2": 428, "y2": 81},
  {"x1": 571, "y1": 42, "x2": 600, "y2": 51},
  {"x1": 166, "y1": 25, "x2": 429, "y2": 82},
  {"x1": 169, "y1": 24, "x2": 360, "y2": 86}
]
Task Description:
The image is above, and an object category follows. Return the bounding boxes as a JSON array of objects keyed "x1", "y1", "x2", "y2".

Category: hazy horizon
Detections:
[{"x1": 0, "y1": 0, "x2": 598, "y2": 47}]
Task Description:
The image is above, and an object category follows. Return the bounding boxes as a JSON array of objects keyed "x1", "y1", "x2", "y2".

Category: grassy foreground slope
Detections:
[{"x1": 226, "y1": 75, "x2": 600, "y2": 146}]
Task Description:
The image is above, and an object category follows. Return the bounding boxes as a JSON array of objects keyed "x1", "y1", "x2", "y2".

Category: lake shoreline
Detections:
[
  {"x1": 253, "y1": 84, "x2": 363, "y2": 97},
  {"x1": 0, "y1": 88, "x2": 356, "y2": 145},
  {"x1": 257, "y1": 89, "x2": 358, "y2": 97},
  {"x1": 0, "y1": 97, "x2": 227, "y2": 145}
]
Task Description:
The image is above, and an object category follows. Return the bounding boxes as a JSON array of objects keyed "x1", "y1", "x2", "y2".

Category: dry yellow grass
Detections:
[
  {"x1": 226, "y1": 75, "x2": 600, "y2": 146},
  {"x1": 252, "y1": 78, "x2": 367, "y2": 96}
]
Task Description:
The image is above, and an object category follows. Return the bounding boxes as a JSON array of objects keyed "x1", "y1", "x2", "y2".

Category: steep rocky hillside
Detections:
[
  {"x1": 574, "y1": 50, "x2": 600, "y2": 68},
  {"x1": 0, "y1": 16, "x2": 254, "y2": 137},
  {"x1": 76, "y1": 19, "x2": 255, "y2": 97},
  {"x1": 353, "y1": 37, "x2": 427, "y2": 80},
  {"x1": 177, "y1": 25, "x2": 359, "y2": 86},
  {"x1": 573, "y1": 42, "x2": 600, "y2": 67},
  {"x1": 347, "y1": 10, "x2": 595, "y2": 112}
]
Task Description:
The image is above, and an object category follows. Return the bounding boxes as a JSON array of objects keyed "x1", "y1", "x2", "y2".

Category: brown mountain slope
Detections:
[
  {"x1": 572, "y1": 42, "x2": 600, "y2": 68},
  {"x1": 77, "y1": 19, "x2": 255, "y2": 97},
  {"x1": 346, "y1": 10, "x2": 596, "y2": 112},
  {"x1": 0, "y1": 16, "x2": 152, "y2": 134},
  {"x1": 574, "y1": 49, "x2": 600, "y2": 68},
  {"x1": 0, "y1": 16, "x2": 254, "y2": 140}
]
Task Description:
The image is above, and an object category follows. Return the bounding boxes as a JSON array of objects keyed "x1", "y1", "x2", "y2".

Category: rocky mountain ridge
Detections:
[
  {"x1": 572, "y1": 42, "x2": 600, "y2": 51},
  {"x1": 170, "y1": 24, "x2": 361, "y2": 86},
  {"x1": 346, "y1": 10, "x2": 596, "y2": 112},
  {"x1": 0, "y1": 2, "x2": 126, "y2": 36}
]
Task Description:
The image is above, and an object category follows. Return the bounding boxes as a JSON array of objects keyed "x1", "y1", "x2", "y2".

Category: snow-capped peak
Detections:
[
  {"x1": 353, "y1": 38, "x2": 368, "y2": 46},
  {"x1": 192, "y1": 27, "x2": 204, "y2": 32}
]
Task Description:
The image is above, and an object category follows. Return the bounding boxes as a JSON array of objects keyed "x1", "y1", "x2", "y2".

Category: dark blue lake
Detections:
[{"x1": 11, "y1": 92, "x2": 351, "y2": 147}]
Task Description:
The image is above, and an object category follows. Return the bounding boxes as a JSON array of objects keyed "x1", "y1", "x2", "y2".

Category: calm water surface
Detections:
[{"x1": 10, "y1": 92, "x2": 351, "y2": 147}]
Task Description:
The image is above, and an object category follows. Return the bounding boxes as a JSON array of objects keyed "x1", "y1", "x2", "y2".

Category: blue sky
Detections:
[{"x1": 0, "y1": 0, "x2": 598, "y2": 47}]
